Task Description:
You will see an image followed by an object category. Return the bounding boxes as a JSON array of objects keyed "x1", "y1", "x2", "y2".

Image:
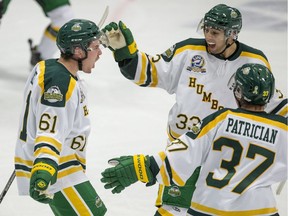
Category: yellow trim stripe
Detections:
[
  {"x1": 240, "y1": 51, "x2": 271, "y2": 70},
  {"x1": 157, "y1": 206, "x2": 174, "y2": 216},
  {"x1": 44, "y1": 26, "x2": 60, "y2": 41},
  {"x1": 171, "y1": 167, "x2": 185, "y2": 186},
  {"x1": 14, "y1": 157, "x2": 33, "y2": 166},
  {"x1": 197, "y1": 111, "x2": 228, "y2": 139},
  {"x1": 155, "y1": 184, "x2": 164, "y2": 206},
  {"x1": 59, "y1": 154, "x2": 86, "y2": 167},
  {"x1": 191, "y1": 202, "x2": 277, "y2": 216},
  {"x1": 38, "y1": 61, "x2": 45, "y2": 94},
  {"x1": 15, "y1": 171, "x2": 31, "y2": 178},
  {"x1": 59, "y1": 154, "x2": 77, "y2": 163},
  {"x1": 128, "y1": 41, "x2": 137, "y2": 54},
  {"x1": 175, "y1": 44, "x2": 206, "y2": 56},
  {"x1": 58, "y1": 166, "x2": 83, "y2": 178},
  {"x1": 133, "y1": 154, "x2": 149, "y2": 182},
  {"x1": 158, "y1": 152, "x2": 170, "y2": 185},
  {"x1": 150, "y1": 60, "x2": 158, "y2": 87},
  {"x1": 35, "y1": 136, "x2": 62, "y2": 152},
  {"x1": 74, "y1": 154, "x2": 86, "y2": 166},
  {"x1": 63, "y1": 187, "x2": 92, "y2": 215},
  {"x1": 232, "y1": 111, "x2": 288, "y2": 131},
  {"x1": 278, "y1": 106, "x2": 288, "y2": 117},
  {"x1": 167, "y1": 126, "x2": 180, "y2": 142},
  {"x1": 66, "y1": 77, "x2": 76, "y2": 102},
  {"x1": 198, "y1": 109, "x2": 287, "y2": 140},
  {"x1": 172, "y1": 44, "x2": 271, "y2": 72},
  {"x1": 44, "y1": 31, "x2": 56, "y2": 41},
  {"x1": 136, "y1": 52, "x2": 147, "y2": 85},
  {"x1": 34, "y1": 147, "x2": 60, "y2": 160}
]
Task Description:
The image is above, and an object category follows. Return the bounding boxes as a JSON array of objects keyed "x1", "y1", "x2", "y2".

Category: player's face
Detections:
[
  {"x1": 82, "y1": 40, "x2": 103, "y2": 73},
  {"x1": 204, "y1": 26, "x2": 227, "y2": 54}
]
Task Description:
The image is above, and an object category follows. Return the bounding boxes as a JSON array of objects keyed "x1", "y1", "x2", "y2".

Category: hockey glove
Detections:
[
  {"x1": 101, "y1": 154, "x2": 154, "y2": 194},
  {"x1": 29, "y1": 158, "x2": 58, "y2": 204},
  {"x1": 102, "y1": 21, "x2": 138, "y2": 62}
]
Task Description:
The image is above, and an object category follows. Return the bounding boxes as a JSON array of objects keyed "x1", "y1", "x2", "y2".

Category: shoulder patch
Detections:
[
  {"x1": 44, "y1": 86, "x2": 63, "y2": 103},
  {"x1": 40, "y1": 60, "x2": 76, "y2": 107}
]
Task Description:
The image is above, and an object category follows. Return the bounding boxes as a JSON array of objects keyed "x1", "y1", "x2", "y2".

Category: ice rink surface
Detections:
[{"x1": 0, "y1": 0, "x2": 287, "y2": 215}]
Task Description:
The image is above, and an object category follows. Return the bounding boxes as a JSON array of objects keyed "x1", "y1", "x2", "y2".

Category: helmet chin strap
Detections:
[
  {"x1": 78, "y1": 60, "x2": 83, "y2": 71},
  {"x1": 213, "y1": 38, "x2": 235, "y2": 56},
  {"x1": 72, "y1": 50, "x2": 88, "y2": 71}
]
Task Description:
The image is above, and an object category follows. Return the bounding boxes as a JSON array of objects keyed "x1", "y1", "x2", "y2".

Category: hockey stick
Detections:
[
  {"x1": 97, "y1": 5, "x2": 109, "y2": 28},
  {"x1": 0, "y1": 170, "x2": 16, "y2": 204},
  {"x1": 276, "y1": 181, "x2": 286, "y2": 195}
]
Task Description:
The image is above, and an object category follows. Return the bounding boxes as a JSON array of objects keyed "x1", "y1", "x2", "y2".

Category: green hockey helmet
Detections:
[
  {"x1": 56, "y1": 19, "x2": 108, "y2": 56},
  {"x1": 233, "y1": 63, "x2": 275, "y2": 105},
  {"x1": 200, "y1": 4, "x2": 242, "y2": 37}
]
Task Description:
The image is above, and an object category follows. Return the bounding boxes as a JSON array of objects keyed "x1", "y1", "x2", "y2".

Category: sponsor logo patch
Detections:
[
  {"x1": 187, "y1": 55, "x2": 206, "y2": 74},
  {"x1": 168, "y1": 186, "x2": 181, "y2": 197},
  {"x1": 44, "y1": 86, "x2": 63, "y2": 103}
]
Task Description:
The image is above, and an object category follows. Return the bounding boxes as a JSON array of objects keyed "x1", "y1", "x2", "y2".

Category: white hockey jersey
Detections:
[
  {"x1": 15, "y1": 59, "x2": 90, "y2": 195},
  {"x1": 119, "y1": 39, "x2": 287, "y2": 142},
  {"x1": 152, "y1": 108, "x2": 287, "y2": 215}
]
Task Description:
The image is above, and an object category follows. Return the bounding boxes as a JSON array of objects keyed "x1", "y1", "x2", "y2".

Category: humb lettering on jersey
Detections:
[
  {"x1": 225, "y1": 117, "x2": 278, "y2": 144},
  {"x1": 188, "y1": 77, "x2": 224, "y2": 110}
]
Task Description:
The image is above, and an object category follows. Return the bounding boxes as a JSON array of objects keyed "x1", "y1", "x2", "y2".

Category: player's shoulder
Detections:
[
  {"x1": 176, "y1": 38, "x2": 206, "y2": 49},
  {"x1": 37, "y1": 59, "x2": 78, "y2": 107},
  {"x1": 238, "y1": 41, "x2": 267, "y2": 58},
  {"x1": 40, "y1": 59, "x2": 77, "y2": 86},
  {"x1": 161, "y1": 38, "x2": 206, "y2": 61},
  {"x1": 228, "y1": 108, "x2": 287, "y2": 127}
]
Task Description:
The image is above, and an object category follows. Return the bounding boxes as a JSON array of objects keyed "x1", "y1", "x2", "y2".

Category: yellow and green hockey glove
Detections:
[
  {"x1": 29, "y1": 158, "x2": 57, "y2": 204},
  {"x1": 101, "y1": 155, "x2": 154, "y2": 194},
  {"x1": 102, "y1": 21, "x2": 138, "y2": 62}
]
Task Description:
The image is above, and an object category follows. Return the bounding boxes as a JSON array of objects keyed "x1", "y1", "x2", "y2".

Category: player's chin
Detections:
[{"x1": 82, "y1": 67, "x2": 93, "y2": 74}]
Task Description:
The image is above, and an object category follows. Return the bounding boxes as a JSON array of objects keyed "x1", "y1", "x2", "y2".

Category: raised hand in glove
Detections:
[
  {"x1": 30, "y1": 158, "x2": 58, "y2": 204},
  {"x1": 101, "y1": 154, "x2": 154, "y2": 194},
  {"x1": 102, "y1": 21, "x2": 138, "y2": 62}
]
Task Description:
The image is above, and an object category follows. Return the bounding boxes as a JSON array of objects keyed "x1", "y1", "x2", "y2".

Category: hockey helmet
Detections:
[
  {"x1": 199, "y1": 4, "x2": 242, "y2": 37},
  {"x1": 56, "y1": 19, "x2": 108, "y2": 56},
  {"x1": 233, "y1": 63, "x2": 275, "y2": 105}
]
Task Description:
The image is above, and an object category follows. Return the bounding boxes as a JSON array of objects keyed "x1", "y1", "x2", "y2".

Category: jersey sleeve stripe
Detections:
[
  {"x1": 35, "y1": 136, "x2": 62, "y2": 152},
  {"x1": 14, "y1": 157, "x2": 33, "y2": 166},
  {"x1": 135, "y1": 52, "x2": 148, "y2": 85},
  {"x1": 34, "y1": 147, "x2": 60, "y2": 160},
  {"x1": 269, "y1": 98, "x2": 288, "y2": 116}
]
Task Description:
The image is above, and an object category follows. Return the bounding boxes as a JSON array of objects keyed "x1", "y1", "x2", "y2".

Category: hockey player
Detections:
[
  {"x1": 101, "y1": 63, "x2": 287, "y2": 216},
  {"x1": 14, "y1": 19, "x2": 108, "y2": 215},
  {"x1": 0, "y1": 0, "x2": 74, "y2": 67},
  {"x1": 102, "y1": 4, "x2": 288, "y2": 215}
]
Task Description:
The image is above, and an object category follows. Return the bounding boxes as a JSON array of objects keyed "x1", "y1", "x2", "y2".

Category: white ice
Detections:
[{"x1": 0, "y1": 0, "x2": 287, "y2": 215}]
